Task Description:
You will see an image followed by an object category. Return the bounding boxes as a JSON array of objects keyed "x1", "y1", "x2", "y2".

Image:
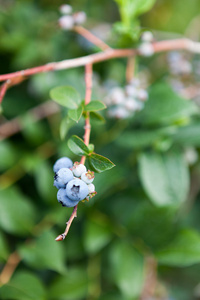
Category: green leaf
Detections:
[
  {"x1": 60, "y1": 116, "x2": 75, "y2": 140},
  {"x1": 109, "y1": 241, "x2": 144, "y2": 298},
  {"x1": 116, "y1": 129, "x2": 161, "y2": 149},
  {"x1": 68, "y1": 104, "x2": 83, "y2": 122},
  {"x1": 85, "y1": 100, "x2": 106, "y2": 112},
  {"x1": 138, "y1": 83, "x2": 197, "y2": 125},
  {"x1": 138, "y1": 150, "x2": 189, "y2": 207},
  {"x1": 156, "y1": 229, "x2": 200, "y2": 267},
  {"x1": 0, "y1": 271, "x2": 46, "y2": 300},
  {"x1": 68, "y1": 135, "x2": 89, "y2": 156},
  {"x1": 90, "y1": 111, "x2": 105, "y2": 123},
  {"x1": 0, "y1": 188, "x2": 36, "y2": 235},
  {"x1": 88, "y1": 153, "x2": 115, "y2": 173},
  {"x1": 48, "y1": 268, "x2": 89, "y2": 299},
  {"x1": 18, "y1": 230, "x2": 66, "y2": 273},
  {"x1": 88, "y1": 144, "x2": 94, "y2": 153},
  {"x1": 50, "y1": 86, "x2": 81, "y2": 109},
  {"x1": 172, "y1": 122, "x2": 200, "y2": 146},
  {"x1": 84, "y1": 219, "x2": 112, "y2": 254},
  {"x1": 34, "y1": 161, "x2": 55, "y2": 203},
  {"x1": 0, "y1": 231, "x2": 9, "y2": 261}
]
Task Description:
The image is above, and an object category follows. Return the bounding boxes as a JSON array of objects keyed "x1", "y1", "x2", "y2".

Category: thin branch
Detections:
[
  {"x1": 126, "y1": 56, "x2": 135, "y2": 83},
  {"x1": 55, "y1": 204, "x2": 78, "y2": 241},
  {"x1": 74, "y1": 25, "x2": 111, "y2": 51},
  {"x1": 140, "y1": 256, "x2": 157, "y2": 300},
  {"x1": 0, "y1": 251, "x2": 21, "y2": 286},
  {"x1": 0, "y1": 100, "x2": 59, "y2": 141},
  {"x1": 1, "y1": 38, "x2": 200, "y2": 84}
]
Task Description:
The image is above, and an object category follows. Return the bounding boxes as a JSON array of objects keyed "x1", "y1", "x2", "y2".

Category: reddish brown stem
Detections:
[
  {"x1": 0, "y1": 251, "x2": 21, "y2": 286},
  {"x1": 126, "y1": 56, "x2": 135, "y2": 83},
  {"x1": 55, "y1": 204, "x2": 78, "y2": 241},
  {"x1": 74, "y1": 26, "x2": 111, "y2": 51}
]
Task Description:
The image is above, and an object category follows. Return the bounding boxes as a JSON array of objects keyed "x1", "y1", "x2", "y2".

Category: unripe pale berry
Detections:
[
  {"x1": 138, "y1": 43, "x2": 154, "y2": 57},
  {"x1": 59, "y1": 4, "x2": 72, "y2": 15},
  {"x1": 72, "y1": 162, "x2": 87, "y2": 177},
  {"x1": 81, "y1": 170, "x2": 94, "y2": 184},
  {"x1": 58, "y1": 15, "x2": 74, "y2": 30},
  {"x1": 88, "y1": 183, "x2": 95, "y2": 193},
  {"x1": 73, "y1": 11, "x2": 87, "y2": 24}
]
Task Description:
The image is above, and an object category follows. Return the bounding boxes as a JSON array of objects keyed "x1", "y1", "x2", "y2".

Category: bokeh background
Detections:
[{"x1": 1, "y1": 0, "x2": 200, "y2": 299}]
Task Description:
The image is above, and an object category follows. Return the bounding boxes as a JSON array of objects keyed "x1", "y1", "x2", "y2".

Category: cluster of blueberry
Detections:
[
  {"x1": 167, "y1": 51, "x2": 193, "y2": 95},
  {"x1": 53, "y1": 157, "x2": 96, "y2": 208},
  {"x1": 58, "y1": 4, "x2": 86, "y2": 30},
  {"x1": 104, "y1": 78, "x2": 148, "y2": 119}
]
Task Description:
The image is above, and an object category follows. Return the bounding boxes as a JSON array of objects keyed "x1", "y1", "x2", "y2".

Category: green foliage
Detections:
[
  {"x1": 156, "y1": 229, "x2": 200, "y2": 266},
  {"x1": 50, "y1": 86, "x2": 81, "y2": 109},
  {"x1": 1, "y1": 0, "x2": 200, "y2": 299},
  {"x1": 139, "y1": 150, "x2": 189, "y2": 207}
]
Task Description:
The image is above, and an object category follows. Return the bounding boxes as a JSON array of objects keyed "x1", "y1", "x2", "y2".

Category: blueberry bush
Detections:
[{"x1": 1, "y1": 0, "x2": 200, "y2": 299}]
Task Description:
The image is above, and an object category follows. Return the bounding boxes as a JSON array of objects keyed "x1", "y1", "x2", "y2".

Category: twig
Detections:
[
  {"x1": 0, "y1": 251, "x2": 21, "y2": 286},
  {"x1": 55, "y1": 204, "x2": 78, "y2": 241},
  {"x1": 55, "y1": 63, "x2": 93, "y2": 241},
  {"x1": 126, "y1": 56, "x2": 135, "y2": 83},
  {"x1": 74, "y1": 25, "x2": 111, "y2": 51},
  {"x1": 140, "y1": 256, "x2": 157, "y2": 300},
  {"x1": 0, "y1": 100, "x2": 59, "y2": 141}
]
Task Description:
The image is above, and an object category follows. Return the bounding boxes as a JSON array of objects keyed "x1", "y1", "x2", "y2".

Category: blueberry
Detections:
[
  {"x1": 66, "y1": 178, "x2": 89, "y2": 201},
  {"x1": 54, "y1": 168, "x2": 74, "y2": 189},
  {"x1": 57, "y1": 188, "x2": 79, "y2": 207},
  {"x1": 53, "y1": 157, "x2": 73, "y2": 173}
]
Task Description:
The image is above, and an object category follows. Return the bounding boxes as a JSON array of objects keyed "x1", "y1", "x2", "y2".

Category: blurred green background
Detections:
[{"x1": 1, "y1": 0, "x2": 200, "y2": 299}]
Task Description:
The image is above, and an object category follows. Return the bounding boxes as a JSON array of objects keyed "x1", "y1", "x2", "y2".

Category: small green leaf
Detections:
[
  {"x1": 90, "y1": 111, "x2": 105, "y2": 123},
  {"x1": 0, "y1": 271, "x2": 46, "y2": 300},
  {"x1": 60, "y1": 116, "x2": 75, "y2": 140},
  {"x1": 68, "y1": 135, "x2": 89, "y2": 156},
  {"x1": 68, "y1": 104, "x2": 83, "y2": 122},
  {"x1": 84, "y1": 219, "x2": 112, "y2": 254},
  {"x1": 48, "y1": 268, "x2": 89, "y2": 299},
  {"x1": 88, "y1": 153, "x2": 115, "y2": 173},
  {"x1": 156, "y1": 229, "x2": 200, "y2": 267},
  {"x1": 18, "y1": 230, "x2": 66, "y2": 273},
  {"x1": 50, "y1": 86, "x2": 81, "y2": 109},
  {"x1": 109, "y1": 241, "x2": 144, "y2": 298},
  {"x1": 0, "y1": 231, "x2": 9, "y2": 261},
  {"x1": 85, "y1": 100, "x2": 106, "y2": 112},
  {"x1": 0, "y1": 188, "x2": 36, "y2": 236},
  {"x1": 138, "y1": 150, "x2": 189, "y2": 207}
]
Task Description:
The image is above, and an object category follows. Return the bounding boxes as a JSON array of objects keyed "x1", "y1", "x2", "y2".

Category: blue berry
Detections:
[
  {"x1": 53, "y1": 157, "x2": 73, "y2": 173},
  {"x1": 54, "y1": 168, "x2": 74, "y2": 189},
  {"x1": 57, "y1": 188, "x2": 79, "y2": 207},
  {"x1": 66, "y1": 178, "x2": 89, "y2": 201}
]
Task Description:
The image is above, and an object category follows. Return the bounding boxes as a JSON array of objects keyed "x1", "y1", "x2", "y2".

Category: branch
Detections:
[
  {"x1": 55, "y1": 204, "x2": 78, "y2": 241},
  {"x1": 55, "y1": 63, "x2": 93, "y2": 241},
  {"x1": 0, "y1": 100, "x2": 59, "y2": 141},
  {"x1": 0, "y1": 251, "x2": 21, "y2": 286},
  {"x1": 74, "y1": 25, "x2": 111, "y2": 51}
]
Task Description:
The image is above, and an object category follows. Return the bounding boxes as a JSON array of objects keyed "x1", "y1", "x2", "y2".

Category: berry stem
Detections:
[
  {"x1": 0, "y1": 251, "x2": 21, "y2": 286},
  {"x1": 55, "y1": 204, "x2": 78, "y2": 241}
]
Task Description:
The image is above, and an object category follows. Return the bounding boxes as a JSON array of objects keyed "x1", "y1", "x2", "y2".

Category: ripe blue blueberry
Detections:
[
  {"x1": 53, "y1": 157, "x2": 73, "y2": 173},
  {"x1": 66, "y1": 178, "x2": 89, "y2": 201},
  {"x1": 57, "y1": 188, "x2": 79, "y2": 207},
  {"x1": 54, "y1": 168, "x2": 74, "y2": 189}
]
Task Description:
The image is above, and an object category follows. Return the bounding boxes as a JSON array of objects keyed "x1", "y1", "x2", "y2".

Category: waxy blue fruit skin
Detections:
[
  {"x1": 54, "y1": 168, "x2": 73, "y2": 189},
  {"x1": 57, "y1": 188, "x2": 79, "y2": 207},
  {"x1": 66, "y1": 178, "x2": 89, "y2": 201},
  {"x1": 53, "y1": 157, "x2": 73, "y2": 173}
]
